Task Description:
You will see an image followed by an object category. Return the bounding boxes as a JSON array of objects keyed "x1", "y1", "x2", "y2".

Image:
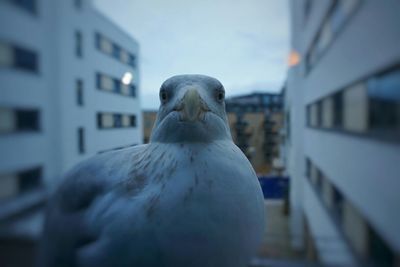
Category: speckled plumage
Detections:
[{"x1": 39, "y1": 75, "x2": 265, "y2": 267}]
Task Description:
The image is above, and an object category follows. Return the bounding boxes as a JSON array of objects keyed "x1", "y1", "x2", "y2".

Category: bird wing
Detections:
[{"x1": 37, "y1": 144, "x2": 148, "y2": 267}]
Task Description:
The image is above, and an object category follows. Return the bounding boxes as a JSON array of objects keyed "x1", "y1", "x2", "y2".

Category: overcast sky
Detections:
[{"x1": 95, "y1": 0, "x2": 289, "y2": 110}]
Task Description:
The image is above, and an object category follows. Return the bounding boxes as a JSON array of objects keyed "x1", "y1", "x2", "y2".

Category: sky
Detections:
[{"x1": 95, "y1": 0, "x2": 290, "y2": 110}]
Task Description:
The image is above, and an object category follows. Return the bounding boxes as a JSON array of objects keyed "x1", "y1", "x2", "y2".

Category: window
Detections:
[
  {"x1": 95, "y1": 32, "x2": 137, "y2": 68},
  {"x1": 0, "y1": 166, "x2": 42, "y2": 201},
  {"x1": 130, "y1": 115, "x2": 136, "y2": 127},
  {"x1": 0, "y1": 42, "x2": 38, "y2": 72},
  {"x1": 19, "y1": 167, "x2": 42, "y2": 193},
  {"x1": 322, "y1": 97, "x2": 333, "y2": 128},
  {"x1": 333, "y1": 91, "x2": 343, "y2": 128},
  {"x1": 75, "y1": 31, "x2": 83, "y2": 58},
  {"x1": 0, "y1": 42, "x2": 13, "y2": 67},
  {"x1": 303, "y1": 0, "x2": 313, "y2": 22},
  {"x1": 14, "y1": 45, "x2": 38, "y2": 72},
  {"x1": 16, "y1": 109, "x2": 40, "y2": 131},
  {"x1": 96, "y1": 72, "x2": 136, "y2": 98},
  {"x1": 76, "y1": 79, "x2": 84, "y2": 106},
  {"x1": 78, "y1": 127, "x2": 85, "y2": 154},
  {"x1": 112, "y1": 43, "x2": 121, "y2": 60},
  {"x1": 367, "y1": 67, "x2": 400, "y2": 133},
  {"x1": 129, "y1": 54, "x2": 136, "y2": 68},
  {"x1": 0, "y1": 108, "x2": 16, "y2": 133},
  {"x1": 330, "y1": 0, "x2": 359, "y2": 34},
  {"x1": 97, "y1": 112, "x2": 137, "y2": 129},
  {"x1": 343, "y1": 83, "x2": 368, "y2": 132},
  {"x1": 342, "y1": 200, "x2": 369, "y2": 258},
  {"x1": 74, "y1": 0, "x2": 82, "y2": 9},
  {"x1": 309, "y1": 103, "x2": 318, "y2": 127},
  {"x1": 1, "y1": 108, "x2": 40, "y2": 133},
  {"x1": 9, "y1": 0, "x2": 37, "y2": 14},
  {"x1": 305, "y1": 0, "x2": 360, "y2": 73}
]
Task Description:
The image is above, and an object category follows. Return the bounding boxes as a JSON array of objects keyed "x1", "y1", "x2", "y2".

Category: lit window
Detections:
[
  {"x1": 310, "y1": 104, "x2": 318, "y2": 127},
  {"x1": 344, "y1": 83, "x2": 368, "y2": 132},
  {"x1": 0, "y1": 42, "x2": 13, "y2": 67},
  {"x1": 0, "y1": 108, "x2": 16, "y2": 133},
  {"x1": 322, "y1": 177, "x2": 334, "y2": 209},
  {"x1": 121, "y1": 83, "x2": 130, "y2": 95},
  {"x1": 0, "y1": 173, "x2": 18, "y2": 200},
  {"x1": 331, "y1": 0, "x2": 359, "y2": 34},
  {"x1": 120, "y1": 49, "x2": 129, "y2": 64},
  {"x1": 101, "y1": 113, "x2": 114, "y2": 128},
  {"x1": 322, "y1": 97, "x2": 333, "y2": 128},
  {"x1": 99, "y1": 35, "x2": 113, "y2": 54},
  {"x1": 0, "y1": 166, "x2": 42, "y2": 201},
  {"x1": 316, "y1": 22, "x2": 333, "y2": 56},
  {"x1": 100, "y1": 74, "x2": 114, "y2": 91},
  {"x1": 342, "y1": 200, "x2": 369, "y2": 258},
  {"x1": 122, "y1": 115, "x2": 130, "y2": 127}
]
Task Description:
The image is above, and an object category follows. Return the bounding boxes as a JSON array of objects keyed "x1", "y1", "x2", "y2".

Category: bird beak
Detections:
[{"x1": 177, "y1": 88, "x2": 208, "y2": 122}]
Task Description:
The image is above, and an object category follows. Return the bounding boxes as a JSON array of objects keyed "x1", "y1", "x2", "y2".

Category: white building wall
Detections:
[
  {"x1": 0, "y1": 0, "x2": 141, "y2": 218},
  {"x1": 287, "y1": 0, "x2": 400, "y2": 265}
]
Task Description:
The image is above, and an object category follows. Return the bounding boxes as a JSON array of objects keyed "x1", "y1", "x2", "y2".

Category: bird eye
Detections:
[
  {"x1": 216, "y1": 90, "x2": 225, "y2": 102},
  {"x1": 160, "y1": 90, "x2": 168, "y2": 103}
]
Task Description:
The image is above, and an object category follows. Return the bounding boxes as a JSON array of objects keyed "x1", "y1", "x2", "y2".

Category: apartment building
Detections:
[
  {"x1": 0, "y1": 0, "x2": 141, "y2": 241},
  {"x1": 286, "y1": 0, "x2": 400, "y2": 266}
]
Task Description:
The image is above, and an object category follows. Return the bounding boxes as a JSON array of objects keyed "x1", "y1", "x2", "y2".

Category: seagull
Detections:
[{"x1": 39, "y1": 75, "x2": 265, "y2": 267}]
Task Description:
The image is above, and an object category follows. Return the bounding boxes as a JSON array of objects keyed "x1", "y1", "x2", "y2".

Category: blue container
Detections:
[{"x1": 258, "y1": 176, "x2": 289, "y2": 199}]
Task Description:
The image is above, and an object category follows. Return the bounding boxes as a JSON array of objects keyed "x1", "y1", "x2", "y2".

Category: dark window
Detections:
[
  {"x1": 97, "y1": 113, "x2": 102, "y2": 128},
  {"x1": 368, "y1": 228, "x2": 394, "y2": 267},
  {"x1": 315, "y1": 169, "x2": 323, "y2": 191},
  {"x1": 95, "y1": 32, "x2": 101, "y2": 50},
  {"x1": 333, "y1": 91, "x2": 343, "y2": 128},
  {"x1": 367, "y1": 68, "x2": 400, "y2": 133},
  {"x1": 129, "y1": 54, "x2": 136, "y2": 68},
  {"x1": 130, "y1": 85, "x2": 136, "y2": 97},
  {"x1": 305, "y1": 158, "x2": 311, "y2": 178},
  {"x1": 75, "y1": 31, "x2": 83, "y2": 58},
  {"x1": 96, "y1": 73, "x2": 101, "y2": 89},
  {"x1": 316, "y1": 101, "x2": 322, "y2": 127},
  {"x1": 78, "y1": 127, "x2": 85, "y2": 154},
  {"x1": 76, "y1": 79, "x2": 84, "y2": 106},
  {"x1": 112, "y1": 43, "x2": 121, "y2": 59},
  {"x1": 11, "y1": 0, "x2": 36, "y2": 14},
  {"x1": 114, "y1": 114, "x2": 122, "y2": 127},
  {"x1": 113, "y1": 78, "x2": 121, "y2": 93},
  {"x1": 16, "y1": 109, "x2": 39, "y2": 131},
  {"x1": 332, "y1": 187, "x2": 344, "y2": 221},
  {"x1": 130, "y1": 115, "x2": 136, "y2": 127},
  {"x1": 74, "y1": 0, "x2": 82, "y2": 9},
  {"x1": 304, "y1": 0, "x2": 312, "y2": 22},
  {"x1": 14, "y1": 46, "x2": 38, "y2": 72},
  {"x1": 18, "y1": 167, "x2": 42, "y2": 193}
]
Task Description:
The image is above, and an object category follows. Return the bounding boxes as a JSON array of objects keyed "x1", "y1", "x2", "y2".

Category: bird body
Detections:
[{"x1": 39, "y1": 75, "x2": 265, "y2": 267}]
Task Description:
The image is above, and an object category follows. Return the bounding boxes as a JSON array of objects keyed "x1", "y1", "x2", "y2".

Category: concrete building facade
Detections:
[
  {"x1": 286, "y1": 0, "x2": 400, "y2": 266},
  {"x1": 0, "y1": 0, "x2": 141, "y2": 238}
]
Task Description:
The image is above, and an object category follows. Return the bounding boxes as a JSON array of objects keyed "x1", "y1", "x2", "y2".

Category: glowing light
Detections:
[
  {"x1": 288, "y1": 50, "x2": 301, "y2": 67},
  {"x1": 121, "y1": 72, "x2": 133, "y2": 85}
]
